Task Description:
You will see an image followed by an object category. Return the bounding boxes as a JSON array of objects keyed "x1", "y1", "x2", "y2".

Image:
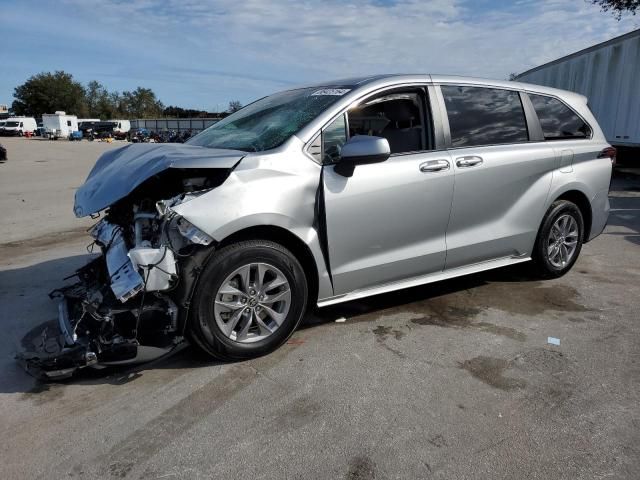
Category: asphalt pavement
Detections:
[{"x1": 0, "y1": 137, "x2": 638, "y2": 479}]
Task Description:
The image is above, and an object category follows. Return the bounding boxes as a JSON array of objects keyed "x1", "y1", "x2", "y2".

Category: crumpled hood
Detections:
[{"x1": 74, "y1": 143, "x2": 245, "y2": 217}]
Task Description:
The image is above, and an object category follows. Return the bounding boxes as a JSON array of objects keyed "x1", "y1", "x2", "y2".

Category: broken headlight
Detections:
[{"x1": 175, "y1": 217, "x2": 213, "y2": 246}]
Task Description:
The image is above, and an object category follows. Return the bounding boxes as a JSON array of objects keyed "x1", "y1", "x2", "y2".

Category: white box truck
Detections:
[
  {"x1": 0, "y1": 117, "x2": 37, "y2": 136},
  {"x1": 110, "y1": 119, "x2": 131, "y2": 139},
  {"x1": 42, "y1": 111, "x2": 79, "y2": 140}
]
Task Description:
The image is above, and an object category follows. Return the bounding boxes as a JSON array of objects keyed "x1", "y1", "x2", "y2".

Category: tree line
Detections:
[{"x1": 11, "y1": 71, "x2": 241, "y2": 119}]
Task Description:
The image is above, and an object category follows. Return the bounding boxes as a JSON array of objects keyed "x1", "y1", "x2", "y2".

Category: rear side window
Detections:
[
  {"x1": 528, "y1": 94, "x2": 591, "y2": 140},
  {"x1": 441, "y1": 86, "x2": 528, "y2": 148}
]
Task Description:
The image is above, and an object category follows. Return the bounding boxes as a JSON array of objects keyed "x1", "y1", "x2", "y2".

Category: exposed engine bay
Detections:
[{"x1": 17, "y1": 168, "x2": 229, "y2": 379}]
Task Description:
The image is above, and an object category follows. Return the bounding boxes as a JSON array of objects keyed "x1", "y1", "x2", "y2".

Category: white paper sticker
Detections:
[{"x1": 311, "y1": 88, "x2": 351, "y2": 96}]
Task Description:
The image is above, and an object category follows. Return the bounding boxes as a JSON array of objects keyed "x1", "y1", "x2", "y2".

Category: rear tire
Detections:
[
  {"x1": 189, "y1": 240, "x2": 308, "y2": 361},
  {"x1": 531, "y1": 200, "x2": 584, "y2": 278}
]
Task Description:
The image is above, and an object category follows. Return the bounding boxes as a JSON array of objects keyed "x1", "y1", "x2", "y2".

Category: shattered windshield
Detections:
[{"x1": 187, "y1": 86, "x2": 352, "y2": 152}]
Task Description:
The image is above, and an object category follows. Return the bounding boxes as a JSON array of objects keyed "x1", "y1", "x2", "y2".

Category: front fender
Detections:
[{"x1": 171, "y1": 156, "x2": 333, "y2": 300}]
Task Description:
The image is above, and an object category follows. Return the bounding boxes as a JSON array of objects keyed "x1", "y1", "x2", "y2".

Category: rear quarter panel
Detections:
[{"x1": 545, "y1": 138, "x2": 612, "y2": 240}]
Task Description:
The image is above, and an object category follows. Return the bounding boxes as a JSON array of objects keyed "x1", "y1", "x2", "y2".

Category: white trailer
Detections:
[
  {"x1": 517, "y1": 29, "x2": 640, "y2": 148},
  {"x1": 42, "y1": 111, "x2": 79, "y2": 139}
]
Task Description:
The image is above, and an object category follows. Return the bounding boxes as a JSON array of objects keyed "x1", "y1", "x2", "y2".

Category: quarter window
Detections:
[
  {"x1": 442, "y1": 86, "x2": 529, "y2": 148},
  {"x1": 528, "y1": 94, "x2": 591, "y2": 140},
  {"x1": 322, "y1": 114, "x2": 347, "y2": 163}
]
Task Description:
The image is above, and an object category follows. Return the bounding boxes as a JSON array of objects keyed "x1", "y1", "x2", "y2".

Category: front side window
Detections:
[
  {"x1": 442, "y1": 86, "x2": 528, "y2": 148},
  {"x1": 188, "y1": 86, "x2": 351, "y2": 152},
  {"x1": 347, "y1": 90, "x2": 428, "y2": 154},
  {"x1": 528, "y1": 94, "x2": 591, "y2": 140}
]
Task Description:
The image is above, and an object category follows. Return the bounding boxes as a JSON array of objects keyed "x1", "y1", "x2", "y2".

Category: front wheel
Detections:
[
  {"x1": 189, "y1": 240, "x2": 308, "y2": 361},
  {"x1": 531, "y1": 200, "x2": 584, "y2": 278}
]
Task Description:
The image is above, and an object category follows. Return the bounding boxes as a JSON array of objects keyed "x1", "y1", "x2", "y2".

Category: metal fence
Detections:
[{"x1": 131, "y1": 118, "x2": 220, "y2": 134}]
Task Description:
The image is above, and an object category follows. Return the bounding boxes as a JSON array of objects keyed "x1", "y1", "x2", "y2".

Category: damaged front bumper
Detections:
[{"x1": 17, "y1": 196, "x2": 215, "y2": 380}]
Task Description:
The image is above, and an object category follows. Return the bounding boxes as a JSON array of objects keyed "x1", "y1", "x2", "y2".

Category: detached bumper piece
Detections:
[
  {"x1": 16, "y1": 307, "x2": 97, "y2": 380},
  {"x1": 17, "y1": 254, "x2": 183, "y2": 380}
]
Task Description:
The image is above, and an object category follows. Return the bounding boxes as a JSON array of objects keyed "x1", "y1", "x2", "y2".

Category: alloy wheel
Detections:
[
  {"x1": 213, "y1": 262, "x2": 291, "y2": 343},
  {"x1": 546, "y1": 214, "x2": 579, "y2": 268}
]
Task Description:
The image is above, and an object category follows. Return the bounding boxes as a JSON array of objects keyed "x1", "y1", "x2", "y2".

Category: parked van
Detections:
[
  {"x1": 0, "y1": 116, "x2": 37, "y2": 136},
  {"x1": 42, "y1": 111, "x2": 79, "y2": 140},
  {"x1": 27, "y1": 74, "x2": 614, "y2": 376}
]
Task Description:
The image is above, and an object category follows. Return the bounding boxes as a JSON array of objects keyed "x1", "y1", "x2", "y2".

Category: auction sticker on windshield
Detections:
[{"x1": 311, "y1": 89, "x2": 351, "y2": 96}]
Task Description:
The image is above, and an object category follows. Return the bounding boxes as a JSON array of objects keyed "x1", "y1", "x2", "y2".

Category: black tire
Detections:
[
  {"x1": 531, "y1": 200, "x2": 584, "y2": 278},
  {"x1": 189, "y1": 240, "x2": 308, "y2": 361}
]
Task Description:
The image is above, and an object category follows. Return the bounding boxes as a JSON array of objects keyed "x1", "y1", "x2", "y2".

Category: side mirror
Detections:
[{"x1": 334, "y1": 135, "x2": 390, "y2": 177}]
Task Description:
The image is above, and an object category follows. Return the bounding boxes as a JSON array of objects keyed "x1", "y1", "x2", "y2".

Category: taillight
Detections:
[{"x1": 598, "y1": 146, "x2": 617, "y2": 166}]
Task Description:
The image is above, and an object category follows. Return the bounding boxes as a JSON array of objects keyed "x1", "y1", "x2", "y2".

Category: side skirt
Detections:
[{"x1": 316, "y1": 256, "x2": 531, "y2": 307}]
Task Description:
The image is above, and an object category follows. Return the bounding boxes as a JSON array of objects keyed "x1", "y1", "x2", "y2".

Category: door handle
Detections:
[
  {"x1": 420, "y1": 159, "x2": 450, "y2": 173},
  {"x1": 456, "y1": 156, "x2": 483, "y2": 167}
]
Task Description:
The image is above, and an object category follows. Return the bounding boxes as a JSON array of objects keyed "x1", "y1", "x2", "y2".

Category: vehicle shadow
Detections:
[
  {"x1": 0, "y1": 248, "x2": 539, "y2": 395},
  {"x1": 304, "y1": 264, "x2": 534, "y2": 328}
]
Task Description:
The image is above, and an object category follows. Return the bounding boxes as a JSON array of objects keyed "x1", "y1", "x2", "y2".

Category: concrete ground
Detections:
[{"x1": 0, "y1": 137, "x2": 638, "y2": 479}]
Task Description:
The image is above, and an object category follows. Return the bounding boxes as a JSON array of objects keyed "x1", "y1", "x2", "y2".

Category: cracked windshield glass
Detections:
[{"x1": 187, "y1": 87, "x2": 351, "y2": 152}]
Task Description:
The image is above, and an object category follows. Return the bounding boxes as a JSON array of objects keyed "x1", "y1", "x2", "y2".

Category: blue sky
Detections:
[{"x1": 0, "y1": 0, "x2": 637, "y2": 110}]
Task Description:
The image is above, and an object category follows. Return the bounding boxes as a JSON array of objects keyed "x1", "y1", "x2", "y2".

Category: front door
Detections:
[{"x1": 322, "y1": 88, "x2": 455, "y2": 295}]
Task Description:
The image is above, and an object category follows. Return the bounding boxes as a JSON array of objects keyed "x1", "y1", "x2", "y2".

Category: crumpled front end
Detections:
[{"x1": 17, "y1": 173, "x2": 223, "y2": 379}]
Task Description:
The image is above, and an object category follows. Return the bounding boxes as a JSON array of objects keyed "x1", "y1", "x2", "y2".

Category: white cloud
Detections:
[{"x1": 6, "y1": 0, "x2": 639, "y2": 106}]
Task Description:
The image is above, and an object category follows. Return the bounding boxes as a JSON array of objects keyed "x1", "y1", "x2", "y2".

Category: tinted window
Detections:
[
  {"x1": 442, "y1": 86, "x2": 528, "y2": 147},
  {"x1": 529, "y1": 94, "x2": 591, "y2": 140},
  {"x1": 348, "y1": 91, "x2": 428, "y2": 154}
]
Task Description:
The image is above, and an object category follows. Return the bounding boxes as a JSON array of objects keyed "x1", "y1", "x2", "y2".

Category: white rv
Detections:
[
  {"x1": 42, "y1": 111, "x2": 79, "y2": 140},
  {"x1": 1, "y1": 116, "x2": 37, "y2": 136}
]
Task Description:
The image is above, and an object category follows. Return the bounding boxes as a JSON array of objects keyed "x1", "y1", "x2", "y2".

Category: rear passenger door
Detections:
[{"x1": 438, "y1": 85, "x2": 557, "y2": 269}]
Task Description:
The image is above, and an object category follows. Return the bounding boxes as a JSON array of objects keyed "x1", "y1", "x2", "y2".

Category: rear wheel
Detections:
[
  {"x1": 189, "y1": 240, "x2": 308, "y2": 360},
  {"x1": 531, "y1": 200, "x2": 584, "y2": 278}
]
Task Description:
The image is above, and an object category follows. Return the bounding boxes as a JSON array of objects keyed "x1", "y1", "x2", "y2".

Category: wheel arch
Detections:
[
  {"x1": 552, "y1": 189, "x2": 592, "y2": 242},
  {"x1": 217, "y1": 225, "x2": 321, "y2": 307}
]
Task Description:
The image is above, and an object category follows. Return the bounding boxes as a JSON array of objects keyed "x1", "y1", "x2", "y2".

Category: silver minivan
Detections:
[{"x1": 23, "y1": 75, "x2": 613, "y2": 377}]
